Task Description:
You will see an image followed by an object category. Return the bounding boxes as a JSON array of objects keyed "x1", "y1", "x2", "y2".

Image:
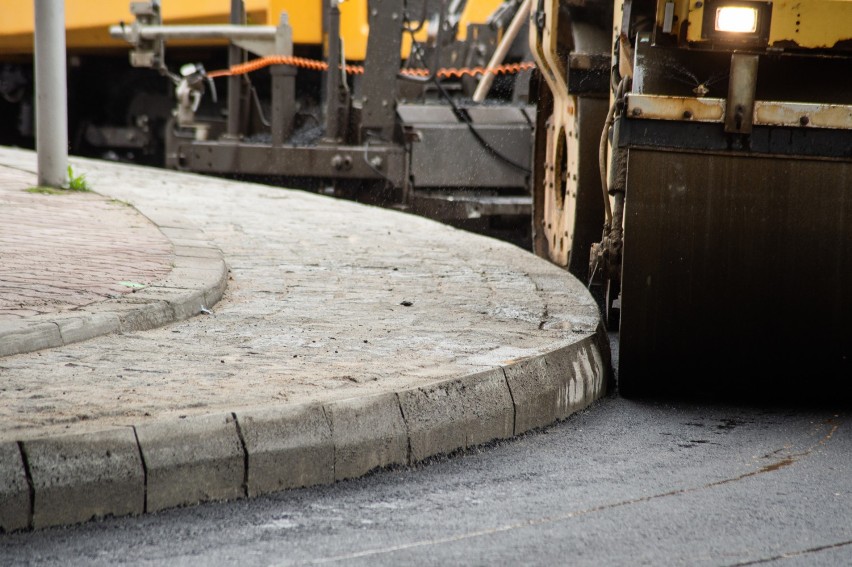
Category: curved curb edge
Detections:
[
  {"x1": 0, "y1": 231, "x2": 228, "y2": 359},
  {"x1": 0, "y1": 324, "x2": 611, "y2": 532}
]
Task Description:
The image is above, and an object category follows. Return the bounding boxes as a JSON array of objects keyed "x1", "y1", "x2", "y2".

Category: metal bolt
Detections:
[
  {"x1": 800, "y1": 115, "x2": 810, "y2": 126},
  {"x1": 632, "y1": 107, "x2": 642, "y2": 117},
  {"x1": 683, "y1": 110, "x2": 693, "y2": 120},
  {"x1": 370, "y1": 156, "x2": 383, "y2": 169}
]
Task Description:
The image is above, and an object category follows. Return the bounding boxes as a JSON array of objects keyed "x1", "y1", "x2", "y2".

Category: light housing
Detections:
[{"x1": 701, "y1": 0, "x2": 772, "y2": 46}]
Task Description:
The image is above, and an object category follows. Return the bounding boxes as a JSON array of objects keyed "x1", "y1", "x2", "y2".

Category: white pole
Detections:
[
  {"x1": 472, "y1": 0, "x2": 531, "y2": 103},
  {"x1": 34, "y1": 0, "x2": 68, "y2": 188}
]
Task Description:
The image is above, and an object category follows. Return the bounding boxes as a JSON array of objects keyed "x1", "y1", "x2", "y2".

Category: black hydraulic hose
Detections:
[{"x1": 433, "y1": 78, "x2": 532, "y2": 175}]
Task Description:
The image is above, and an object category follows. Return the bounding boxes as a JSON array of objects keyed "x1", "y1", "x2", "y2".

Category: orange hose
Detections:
[{"x1": 206, "y1": 55, "x2": 536, "y2": 80}]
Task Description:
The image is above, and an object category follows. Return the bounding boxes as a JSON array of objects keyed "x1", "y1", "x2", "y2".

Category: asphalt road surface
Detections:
[{"x1": 2, "y1": 338, "x2": 851, "y2": 566}]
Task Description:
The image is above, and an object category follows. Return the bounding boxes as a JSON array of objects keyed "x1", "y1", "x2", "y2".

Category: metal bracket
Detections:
[
  {"x1": 127, "y1": 1, "x2": 164, "y2": 69},
  {"x1": 725, "y1": 53, "x2": 759, "y2": 135}
]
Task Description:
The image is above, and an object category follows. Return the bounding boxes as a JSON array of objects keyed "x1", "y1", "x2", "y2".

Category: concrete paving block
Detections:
[
  {"x1": 398, "y1": 368, "x2": 514, "y2": 462},
  {"x1": 158, "y1": 226, "x2": 207, "y2": 241},
  {"x1": 172, "y1": 255, "x2": 226, "y2": 272},
  {"x1": 504, "y1": 335, "x2": 607, "y2": 435},
  {"x1": 236, "y1": 404, "x2": 333, "y2": 497},
  {"x1": 0, "y1": 442, "x2": 30, "y2": 532},
  {"x1": 55, "y1": 313, "x2": 121, "y2": 345},
  {"x1": 0, "y1": 321, "x2": 62, "y2": 357},
  {"x1": 173, "y1": 245, "x2": 224, "y2": 259},
  {"x1": 130, "y1": 287, "x2": 207, "y2": 321},
  {"x1": 135, "y1": 413, "x2": 245, "y2": 513},
  {"x1": 326, "y1": 394, "x2": 408, "y2": 481},
  {"x1": 23, "y1": 428, "x2": 144, "y2": 529},
  {"x1": 155, "y1": 267, "x2": 226, "y2": 292},
  {"x1": 115, "y1": 301, "x2": 173, "y2": 332}
]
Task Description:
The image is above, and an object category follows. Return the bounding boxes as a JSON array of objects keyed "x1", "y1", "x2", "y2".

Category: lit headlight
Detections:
[
  {"x1": 715, "y1": 6, "x2": 758, "y2": 33},
  {"x1": 701, "y1": 0, "x2": 771, "y2": 46}
]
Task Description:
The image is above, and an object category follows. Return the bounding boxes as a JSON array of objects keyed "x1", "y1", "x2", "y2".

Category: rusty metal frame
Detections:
[{"x1": 626, "y1": 94, "x2": 852, "y2": 131}]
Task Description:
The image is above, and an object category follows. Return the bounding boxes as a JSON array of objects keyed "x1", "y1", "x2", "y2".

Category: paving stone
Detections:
[
  {"x1": 326, "y1": 394, "x2": 408, "y2": 481},
  {"x1": 0, "y1": 321, "x2": 62, "y2": 356},
  {"x1": 55, "y1": 312, "x2": 121, "y2": 345},
  {"x1": 0, "y1": 442, "x2": 30, "y2": 532},
  {"x1": 504, "y1": 332, "x2": 609, "y2": 435},
  {"x1": 398, "y1": 368, "x2": 514, "y2": 462},
  {"x1": 237, "y1": 404, "x2": 333, "y2": 497},
  {"x1": 135, "y1": 413, "x2": 245, "y2": 513},
  {"x1": 23, "y1": 428, "x2": 144, "y2": 529}
]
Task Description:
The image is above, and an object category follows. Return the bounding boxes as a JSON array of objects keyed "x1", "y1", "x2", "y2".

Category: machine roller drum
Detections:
[{"x1": 617, "y1": 149, "x2": 852, "y2": 397}]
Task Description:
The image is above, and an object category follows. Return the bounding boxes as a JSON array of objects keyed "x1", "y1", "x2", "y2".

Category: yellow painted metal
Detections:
[
  {"x1": 458, "y1": 0, "x2": 504, "y2": 39},
  {"x1": 0, "y1": 0, "x2": 498, "y2": 60},
  {"x1": 657, "y1": 0, "x2": 852, "y2": 49},
  {"x1": 765, "y1": 0, "x2": 852, "y2": 48}
]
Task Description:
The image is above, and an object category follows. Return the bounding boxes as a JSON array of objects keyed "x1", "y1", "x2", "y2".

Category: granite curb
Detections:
[
  {"x1": 0, "y1": 325, "x2": 610, "y2": 532},
  {"x1": 0, "y1": 222, "x2": 228, "y2": 358}
]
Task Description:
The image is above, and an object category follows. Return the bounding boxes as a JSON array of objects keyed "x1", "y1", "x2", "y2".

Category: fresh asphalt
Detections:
[{"x1": 2, "y1": 337, "x2": 850, "y2": 566}]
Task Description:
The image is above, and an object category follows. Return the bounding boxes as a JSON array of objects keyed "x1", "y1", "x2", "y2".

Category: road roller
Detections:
[{"x1": 530, "y1": 0, "x2": 852, "y2": 395}]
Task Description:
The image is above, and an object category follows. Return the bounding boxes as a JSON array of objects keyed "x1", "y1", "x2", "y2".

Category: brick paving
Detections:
[
  {"x1": 0, "y1": 148, "x2": 600, "y2": 442},
  {"x1": 0, "y1": 166, "x2": 173, "y2": 319}
]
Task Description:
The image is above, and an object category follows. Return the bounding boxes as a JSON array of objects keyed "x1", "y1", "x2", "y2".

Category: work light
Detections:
[
  {"x1": 715, "y1": 6, "x2": 758, "y2": 33},
  {"x1": 701, "y1": 0, "x2": 771, "y2": 45}
]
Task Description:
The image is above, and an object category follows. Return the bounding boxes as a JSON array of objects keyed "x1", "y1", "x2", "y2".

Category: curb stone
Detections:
[
  {"x1": 0, "y1": 239, "x2": 227, "y2": 359},
  {"x1": 22, "y1": 428, "x2": 145, "y2": 529},
  {"x1": 135, "y1": 413, "x2": 245, "y2": 513},
  {"x1": 398, "y1": 367, "x2": 514, "y2": 462},
  {"x1": 237, "y1": 405, "x2": 334, "y2": 497},
  {"x1": 0, "y1": 442, "x2": 29, "y2": 533},
  {"x1": 0, "y1": 324, "x2": 609, "y2": 532},
  {"x1": 326, "y1": 393, "x2": 410, "y2": 481}
]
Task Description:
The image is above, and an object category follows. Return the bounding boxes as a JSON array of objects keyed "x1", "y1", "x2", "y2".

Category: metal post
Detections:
[
  {"x1": 34, "y1": 0, "x2": 68, "y2": 188},
  {"x1": 324, "y1": 1, "x2": 344, "y2": 141},
  {"x1": 226, "y1": 0, "x2": 245, "y2": 138},
  {"x1": 359, "y1": 0, "x2": 404, "y2": 143},
  {"x1": 271, "y1": 13, "x2": 295, "y2": 145}
]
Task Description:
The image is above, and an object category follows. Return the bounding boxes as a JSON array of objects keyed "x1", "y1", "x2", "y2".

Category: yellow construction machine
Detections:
[
  {"x1": 530, "y1": 0, "x2": 852, "y2": 395},
  {"x1": 0, "y1": 1, "x2": 536, "y2": 235}
]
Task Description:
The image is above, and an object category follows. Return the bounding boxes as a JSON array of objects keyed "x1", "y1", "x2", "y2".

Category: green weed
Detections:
[{"x1": 66, "y1": 165, "x2": 91, "y2": 192}]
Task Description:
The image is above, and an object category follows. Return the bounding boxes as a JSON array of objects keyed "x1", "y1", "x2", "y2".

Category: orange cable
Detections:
[{"x1": 206, "y1": 55, "x2": 536, "y2": 79}]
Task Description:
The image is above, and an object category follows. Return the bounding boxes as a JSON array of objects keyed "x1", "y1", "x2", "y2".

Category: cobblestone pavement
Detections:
[
  {"x1": 0, "y1": 147, "x2": 599, "y2": 442},
  {"x1": 0, "y1": 166, "x2": 172, "y2": 319}
]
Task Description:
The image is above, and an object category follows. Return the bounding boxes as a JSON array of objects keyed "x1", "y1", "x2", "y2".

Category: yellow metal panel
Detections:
[
  {"x1": 339, "y1": 0, "x2": 369, "y2": 60},
  {"x1": 675, "y1": 0, "x2": 852, "y2": 49},
  {"x1": 0, "y1": 0, "x2": 330, "y2": 54},
  {"x1": 0, "y1": 0, "x2": 501, "y2": 59},
  {"x1": 767, "y1": 0, "x2": 852, "y2": 48},
  {"x1": 267, "y1": 0, "x2": 323, "y2": 45},
  {"x1": 458, "y1": 0, "x2": 504, "y2": 39}
]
